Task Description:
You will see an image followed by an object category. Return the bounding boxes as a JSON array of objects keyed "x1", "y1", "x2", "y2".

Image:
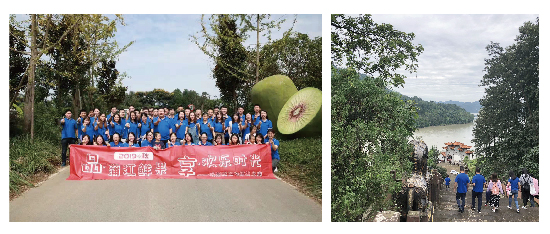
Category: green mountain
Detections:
[
  {"x1": 437, "y1": 100, "x2": 481, "y2": 113},
  {"x1": 401, "y1": 95, "x2": 475, "y2": 128}
]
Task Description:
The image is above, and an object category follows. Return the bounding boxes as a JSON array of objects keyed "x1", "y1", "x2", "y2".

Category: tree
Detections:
[
  {"x1": 9, "y1": 22, "x2": 28, "y2": 104},
  {"x1": 332, "y1": 68, "x2": 416, "y2": 222},
  {"x1": 473, "y1": 18, "x2": 539, "y2": 178},
  {"x1": 331, "y1": 14, "x2": 424, "y2": 88},
  {"x1": 260, "y1": 32, "x2": 322, "y2": 90}
]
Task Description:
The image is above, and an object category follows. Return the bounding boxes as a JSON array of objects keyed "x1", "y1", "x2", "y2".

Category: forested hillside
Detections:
[
  {"x1": 438, "y1": 100, "x2": 481, "y2": 113},
  {"x1": 401, "y1": 95, "x2": 475, "y2": 128}
]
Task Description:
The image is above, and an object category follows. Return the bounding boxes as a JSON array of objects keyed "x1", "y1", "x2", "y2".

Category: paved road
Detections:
[
  {"x1": 434, "y1": 163, "x2": 538, "y2": 222},
  {"x1": 10, "y1": 167, "x2": 321, "y2": 222}
]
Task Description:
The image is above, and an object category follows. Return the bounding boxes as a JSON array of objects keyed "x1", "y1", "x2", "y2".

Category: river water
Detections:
[{"x1": 412, "y1": 113, "x2": 477, "y2": 150}]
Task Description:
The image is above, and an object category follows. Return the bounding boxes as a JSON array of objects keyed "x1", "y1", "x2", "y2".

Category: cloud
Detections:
[{"x1": 370, "y1": 14, "x2": 538, "y2": 102}]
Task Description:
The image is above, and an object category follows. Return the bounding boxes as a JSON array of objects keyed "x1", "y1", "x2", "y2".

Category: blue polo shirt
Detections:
[
  {"x1": 230, "y1": 121, "x2": 240, "y2": 134},
  {"x1": 166, "y1": 141, "x2": 182, "y2": 148},
  {"x1": 152, "y1": 117, "x2": 159, "y2": 133},
  {"x1": 111, "y1": 122, "x2": 125, "y2": 136},
  {"x1": 139, "y1": 119, "x2": 151, "y2": 138},
  {"x1": 509, "y1": 177, "x2": 520, "y2": 191},
  {"x1": 455, "y1": 173, "x2": 470, "y2": 194},
  {"x1": 94, "y1": 122, "x2": 108, "y2": 140},
  {"x1": 256, "y1": 119, "x2": 272, "y2": 137},
  {"x1": 82, "y1": 123, "x2": 96, "y2": 138},
  {"x1": 472, "y1": 174, "x2": 485, "y2": 192},
  {"x1": 213, "y1": 121, "x2": 224, "y2": 133},
  {"x1": 199, "y1": 120, "x2": 213, "y2": 141},
  {"x1": 187, "y1": 121, "x2": 199, "y2": 135},
  {"x1": 61, "y1": 118, "x2": 78, "y2": 139},
  {"x1": 126, "y1": 120, "x2": 139, "y2": 139},
  {"x1": 76, "y1": 117, "x2": 85, "y2": 138},
  {"x1": 156, "y1": 117, "x2": 171, "y2": 141},
  {"x1": 264, "y1": 138, "x2": 280, "y2": 160},
  {"x1": 197, "y1": 141, "x2": 213, "y2": 146},
  {"x1": 224, "y1": 115, "x2": 231, "y2": 137},
  {"x1": 252, "y1": 113, "x2": 261, "y2": 123},
  {"x1": 445, "y1": 177, "x2": 451, "y2": 185},
  {"x1": 141, "y1": 139, "x2": 153, "y2": 147},
  {"x1": 174, "y1": 119, "x2": 188, "y2": 139},
  {"x1": 241, "y1": 122, "x2": 251, "y2": 142},
  {"x1": 109, "y1": 142, "x2": 128, "y2": 147}
]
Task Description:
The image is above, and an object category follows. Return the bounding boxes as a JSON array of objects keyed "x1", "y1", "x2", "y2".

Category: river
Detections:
[{"x1": 412, "y1": 113, "x2": 477, "y2": 150}]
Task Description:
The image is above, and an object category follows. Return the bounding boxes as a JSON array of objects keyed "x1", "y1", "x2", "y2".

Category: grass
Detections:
[
  {"x1": 9, "y1": 135, "x2": 61, "y2": 199},
  {"x1": 277, "y1": 136, "x2": 322, "y2": 202}
]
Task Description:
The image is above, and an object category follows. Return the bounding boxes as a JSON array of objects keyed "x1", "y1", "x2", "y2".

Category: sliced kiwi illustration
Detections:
[
  {"x1": 277, "y1": 87, "x2": 322, "y2": 136},
  {"x1": 251, "y1": 75, "x2": 298, "y2": 132}
]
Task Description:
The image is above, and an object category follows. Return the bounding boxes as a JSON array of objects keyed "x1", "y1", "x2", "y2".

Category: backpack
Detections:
[
  {"x1": 521, "y1": 175, "x2": 531, "y2": 190},
  {"x1": 530, "y1": 178, "x2": 536, "y2": 195},
  {"x1": 491, "y1": 182, "x2": 500, "y2": 195}
]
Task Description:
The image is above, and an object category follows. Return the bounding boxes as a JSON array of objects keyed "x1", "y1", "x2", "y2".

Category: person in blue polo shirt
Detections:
[
  {"x1": 138, "y1": 113, "x2": 152, "y2": 141},
  {"x1": 81, "y1": 117, "x2": 96, "y2": 139},
  {"x1": 508, "y1": 170, "x2": 521, "y2": 213},
  {"x1": 166, "y1": 132, "x2": 182, "y2": 148},
  {"x1": 445, "y1": 176, "x2": 451, "y2": 191},
  {"x1": 153, "y1": 109, "x2": 171, "y2": 145},
  {"x1": 60, "y1": 110, "x2": 78, "y2": 167},
  {"x1": 197, "y1": 133, "x2": 213, "y2": 146},
  {"x1": 109, "y1": 133, "x2": 128, "y2": 147},
  {"x1": 198, "y1": 113, "x2": 214, "y2": 143},
  {"x1": 471, "y1": 167, "x2": 486, "y2": 213},
  {"x1": 255, "y1": 110, "x2": 272, "y2": 137},
  {"x1": 454, "y1": 166, "x2": 470, "y2": 213},
  {"x1": 265, "y1": 129, "x2": 280, "y2": 172},
  {"x1": 76, "y1": 109, "x2": 87, "y2": 142},
  {"x1": 141, "y1": 131, "x2": 154, "y2": 147}
]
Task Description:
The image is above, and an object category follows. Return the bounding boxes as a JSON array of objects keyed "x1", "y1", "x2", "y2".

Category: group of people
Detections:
[
  {"x1": 60, "y1": 105, "x2": 280, "y2": 172},
  {"x1": 448, "y1": 166, "x2": 539, "y2": 214}
]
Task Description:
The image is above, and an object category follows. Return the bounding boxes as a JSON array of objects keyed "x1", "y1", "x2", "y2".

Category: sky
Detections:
[
  {"x1": 113, "y1": 14, "x2": 322, "y2": 99},
  {"x1": 369, "y1": 14, "x2": 538, "y2": 103}
]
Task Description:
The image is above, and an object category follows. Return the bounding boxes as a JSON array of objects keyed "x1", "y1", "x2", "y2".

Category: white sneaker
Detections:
[
  {"x1": 522, "y1": 206, "x2": 528, "y2": 210},
  {"x1": 507, "y1": 206, "x2": 512, "y2": 209},
  {"x1": 274, "y1": 168, "x2": 278, "y2": 172}
]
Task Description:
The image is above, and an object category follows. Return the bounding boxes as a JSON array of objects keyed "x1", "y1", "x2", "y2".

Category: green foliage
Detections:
[
  {"x1": 473, "y1": 18, "x2": 539, "y2": 179},
  {"x1": 9, "y1": 23, "x2": 28, "y2": 103},
  {"x1": 9, "y1": 135, "x2": 61, "y2": 197},
  {"x1": 331, "y1": 67, "x2": 415, "y2": 221},
  {"x1": 278, "y1": 137, "x2": 322, "y2": 201},
  {"x1": 331, "y1": 14, "x2": 424, "y2": 87},
  {"x1": 260, "y1": 32, "x2": 322, "y2": 90},
  {"x1": 401, "y1": 95, "x2": 475, "y2": 128}
]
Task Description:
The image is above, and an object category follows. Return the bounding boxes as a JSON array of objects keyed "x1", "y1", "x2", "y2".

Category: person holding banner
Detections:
[
  {"x1": 127, "y1": 132, "x2": 139, "y2": 147},
  {"x1": 166, "y1": 132, "x2": 182, "y2": 148},
  {"x1": 197, "y1": 133, "x2": 213, "y2": 146},
  {"x1": 265, "y1": 129, "x2": 280, "y2": 172},
  {"x1": 228, "y1": 134, "x2": 241, "y2": 145},
  {"x1": 94, "y1": 135, "x2": 107, "y2": 146},
  {"x1": 255, "y1": 133, "x2": 264, "y2": 145},
  {"x1": 80, "y1": 134, "x2": 92, "y2": 145},
  {"x1": 109, "y1": 133, "x2": 128, "y2": 147},
  {"x1": 152, "y1": 132, "x2": 165, "y2": 150},
  {"x1": 213, "y1": 134, "x2": 223, "y2": 146},
  {"x1": 141, "y1": 131, "x2": 154, "y2": 147},
  {"x1": 60, "y1": 110, "x2": 78, "y2": 167},
  {"x1": 183, "y1": 133, "x2": 194, "y2": 145}
]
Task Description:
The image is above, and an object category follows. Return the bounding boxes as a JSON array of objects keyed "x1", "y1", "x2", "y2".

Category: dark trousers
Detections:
[
  {"x1": 472, "y1": 191, "x2": 483, "y2": 211},
  {"x1": 522, "y1": 188, "x2": 535, "y2": 207},
  {"x1": 486, "y1": 190, "x2": 491, "y2": 205},
  {"x1": 272, "y1": 159, "x2": 279, "y2": 172},
  {"x1": 61, "y1": 138, "x2": 76, "y2": 165},
  {"x1": 456, "y1": 192, "x2": 466, "y2": 210}
]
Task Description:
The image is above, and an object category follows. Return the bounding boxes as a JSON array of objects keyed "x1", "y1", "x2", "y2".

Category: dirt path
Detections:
[{"x1": 433, "y1": 163, "x2": 538, "y2": 222}]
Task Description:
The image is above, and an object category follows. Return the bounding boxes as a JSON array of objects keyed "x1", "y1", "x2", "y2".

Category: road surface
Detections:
[{"x1": 10, "y1": 167, "x2": 321, "y2": 222}]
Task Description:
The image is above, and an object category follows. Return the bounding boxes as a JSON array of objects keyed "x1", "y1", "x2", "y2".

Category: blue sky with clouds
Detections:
[
  {"x1": 113, "y1": 14, "x2": 322, "y2": 98},
  {"x1": 369, "y1": 14, "x2": 538, "y2": 103}
]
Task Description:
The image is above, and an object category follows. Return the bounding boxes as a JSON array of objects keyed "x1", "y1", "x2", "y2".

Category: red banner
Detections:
[{"x1": 67, "y1": 144, "x2": 275, "y2": 180}]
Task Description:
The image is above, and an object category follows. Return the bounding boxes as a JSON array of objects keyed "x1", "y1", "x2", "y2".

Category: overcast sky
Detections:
[
  {"x1": 369, "y1": 14, "x2": 538, "y2": 103},
  {"x1": 113, "y1": 14, "x2": 322, "y2": 98}
]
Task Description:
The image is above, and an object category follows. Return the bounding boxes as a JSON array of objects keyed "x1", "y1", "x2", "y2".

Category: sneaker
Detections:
[
  {"x1": 507, "y1": 206, "x2": 512, "y2": 209},
  {"x1": 274, "y1": 168, "x2": 278, "y2": 172},
  {"x1": 517, "y1": 209, "x2": 520, "y2": 213},
  {"x1": 522, "y1": 206, "x2": 528, "y2": 210},
  {"x1": 492, "y1": 209, "x2": 496, "y2": 213},
  {"x1": 61, "y1": 162, "x2": 66, "y2": 167},
  {"x1": 478, "y1": 210, "x2": 481, "y2": 213},
  {"x1": 485, "y1": 203, "x2": 487, "y2": 206}
]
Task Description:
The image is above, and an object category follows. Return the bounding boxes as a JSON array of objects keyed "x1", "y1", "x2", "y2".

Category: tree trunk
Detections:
[
  {"x1": 255, "y1": 14, "x2": 260, "y2": 83},
  {"x1": 23, "y1": 14, "x2": 38, "y2": 142}
]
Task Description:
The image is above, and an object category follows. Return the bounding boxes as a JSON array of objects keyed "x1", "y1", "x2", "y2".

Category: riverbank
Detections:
[{"x1": 413, "y1": 122, "x2": 475, "y2": 150}]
